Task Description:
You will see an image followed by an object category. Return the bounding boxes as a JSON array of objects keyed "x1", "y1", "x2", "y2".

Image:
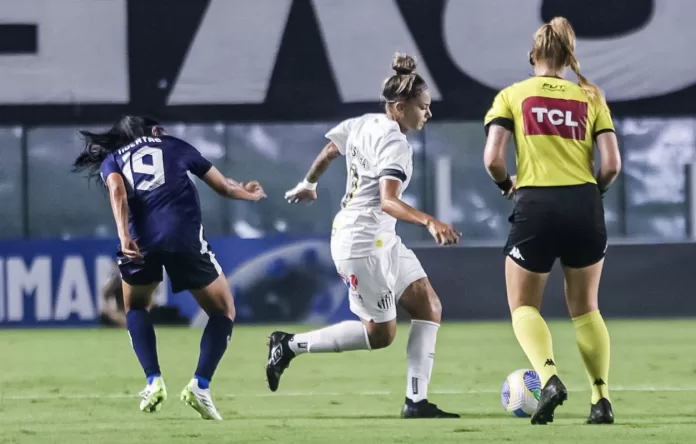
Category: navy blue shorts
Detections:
[{"x1": 117, "y1": 246, "x2": 222, "y2": 294}]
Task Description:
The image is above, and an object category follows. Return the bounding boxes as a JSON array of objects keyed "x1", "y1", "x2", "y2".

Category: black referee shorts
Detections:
[{"x1": 503, "y1": 183, "x2": 608, "y2": 273}]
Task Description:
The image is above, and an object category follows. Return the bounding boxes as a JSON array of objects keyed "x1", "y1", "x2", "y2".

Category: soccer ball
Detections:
[{"x1": 500, "y1": 369, "x2": 541, "y2": 417}]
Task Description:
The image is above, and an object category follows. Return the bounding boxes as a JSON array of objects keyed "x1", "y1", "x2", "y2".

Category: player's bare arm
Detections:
[
  {"x1": 306, "y1": 141, "x2": 341, "y2": 183},
  {"x1": 202, "y1": 166, "x2": 266, "y2": 201},
  {"x1": 595, "y1": 132, "x2": 622, "y2": 194},
  {"x1": 483, "y1": 125, "x2": 515, "y2": 198},
  {"x1": 379, "y1": 179, "x2": 459, "y2": 246},
  {"x1": 105, "y1": 173, "x2": 141, "y2": 260},
  {"x1": 285, "y1": 141, "x2": 341, "y2": 203}
]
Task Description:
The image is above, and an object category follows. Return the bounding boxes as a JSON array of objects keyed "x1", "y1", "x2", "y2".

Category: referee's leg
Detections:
[
  {"x1": 563, "y1": 258, "x2": 614, "y2": 424},
  {"x1": 504, "y1": 204, "x2": 568, "y2": 424},
  {"x1": 505, "y1": 257, "x2": 557, "y2": 387},
  {"x1": 561, "y1": 188, "x2": 614, "y2": 424},
  {"x1": 504, "y1": 212, "x2": 559, "y2": 391}
]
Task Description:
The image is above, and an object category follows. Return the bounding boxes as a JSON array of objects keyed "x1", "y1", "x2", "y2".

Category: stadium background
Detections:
[
  {"x1": 3, "y1": 2, "x2": 696, "y2": 443},
  {"x1": 1, "y1": 0, "x2": 695, "y2": 327}
]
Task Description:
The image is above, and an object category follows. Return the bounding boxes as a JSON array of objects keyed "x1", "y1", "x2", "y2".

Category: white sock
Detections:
[
  {"x1": 288, "y1": 321, "x2": 371, "y2": 355},
  {"x1": 406, "y1": 320, "x2": 440, "y2": 403}
]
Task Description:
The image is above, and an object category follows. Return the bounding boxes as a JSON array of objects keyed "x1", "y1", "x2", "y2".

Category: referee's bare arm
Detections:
[
  {"x1": 483, "y1": 125, "x2": 512, "y2": 182},
  {"x1": 483, "y1": 124, "x2": 514, "y2": 196},
  {"x1": 595, "y1": 132, "x2": 621, "y2": 193}
]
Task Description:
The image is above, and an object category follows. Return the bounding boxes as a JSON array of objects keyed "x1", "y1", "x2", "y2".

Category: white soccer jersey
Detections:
[{"x1": 326, "y1": 113, "x2": 414, "y2": 260}]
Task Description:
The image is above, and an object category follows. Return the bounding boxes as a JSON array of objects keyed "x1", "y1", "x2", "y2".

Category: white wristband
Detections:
[{"x1": 301, "y1": 179, "x2": 317, "y2": 191}]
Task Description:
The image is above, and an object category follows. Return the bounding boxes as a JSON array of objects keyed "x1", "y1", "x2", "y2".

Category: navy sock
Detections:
[
  {"x1": 194, "y1": 314, "x2": 233, "y2": 388},
  {"x1": 126, "y1": 309, "x2": 161, "y2": 381}
]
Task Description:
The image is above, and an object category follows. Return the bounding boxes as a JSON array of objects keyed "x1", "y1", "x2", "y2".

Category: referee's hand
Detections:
[
  {"x1": 503, "y1": 175, "x2": 517, "y2": 200},
  {"x1": 426, "y1": 219, "x2": 461, "y2": 246}
]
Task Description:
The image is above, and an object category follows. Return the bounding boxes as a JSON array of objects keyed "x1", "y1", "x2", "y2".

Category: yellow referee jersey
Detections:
[{"x1": 484, "y1": 76, "x2": 615, "y2": 188}]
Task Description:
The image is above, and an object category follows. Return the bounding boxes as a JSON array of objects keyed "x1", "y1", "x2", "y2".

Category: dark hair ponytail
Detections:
[{"x1": 72, "y1": 115, "x2": 160, "y2": 186}]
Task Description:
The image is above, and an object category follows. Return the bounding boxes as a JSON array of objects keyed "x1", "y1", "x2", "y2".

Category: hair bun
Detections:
[{"x1": 392, "y1": 53, "x2": 417, "y2": 75}]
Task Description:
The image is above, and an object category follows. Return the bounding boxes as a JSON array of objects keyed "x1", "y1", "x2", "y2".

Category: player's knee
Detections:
[
  {"x1": 366, "y1": 322, "x2": 396, "y2": 349},
  {"x1": 125, "y1": 295, "x2": 150, "y2": 312},
  {"x1": 402, "y1": 279, "x2": 442, "y2": 323},
  {"x1": 567, "y1": 298, "x2": 599, "y2": 319},
  {"x1": 219, "y1": 295, "x2": 236, "y2": 320},
  {"x1": 429, "y1": 294, "x2": 443, "y2": 323},
  {"x1": 191, "y1": 277, "x2": 236, "y2": 320},
  {"x1": 368, "y1": 331, "x2": 395, "y2": 349},
  {"x1": 201, "y1": 301, "x2": 235, "y2": 321},
  {"x1": 224, "y1": 304, "x2": 236, "y2": 321}
]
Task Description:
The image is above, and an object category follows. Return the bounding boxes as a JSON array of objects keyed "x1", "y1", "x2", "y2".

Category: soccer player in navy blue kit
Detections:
[{"x1": 73, "y1": 116, "x2": 266, "y2": 420}]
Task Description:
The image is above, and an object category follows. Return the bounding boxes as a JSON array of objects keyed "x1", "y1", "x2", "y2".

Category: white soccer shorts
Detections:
[{"x1": 334, "y1": 241, "x2": 427, "y2": 323}]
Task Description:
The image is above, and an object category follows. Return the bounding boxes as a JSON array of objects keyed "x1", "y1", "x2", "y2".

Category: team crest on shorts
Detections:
[
  {"x1": 340, "y1": 273, "x2": 359, "y2": 291},
  {"x1": 377, "y1": 291, "x2": 394, "y2": 311}
]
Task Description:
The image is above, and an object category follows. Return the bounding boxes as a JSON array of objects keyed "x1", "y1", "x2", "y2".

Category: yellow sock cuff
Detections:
[
  {"x1": 512, "y1": 306, "x2": 541, "y2": 327},
  {"x1": 572, "y1": 310, "x2": 602, "y2": 328}
]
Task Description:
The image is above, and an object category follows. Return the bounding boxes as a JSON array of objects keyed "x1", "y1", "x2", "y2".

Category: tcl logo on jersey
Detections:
[{"x1": 522, "y1": 97, "x2": 588, "y2": 140}]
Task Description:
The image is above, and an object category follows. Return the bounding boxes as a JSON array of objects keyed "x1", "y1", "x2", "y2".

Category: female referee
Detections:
[{"x1": 483, "y1": 17, "x2": 621, "y2": 425}]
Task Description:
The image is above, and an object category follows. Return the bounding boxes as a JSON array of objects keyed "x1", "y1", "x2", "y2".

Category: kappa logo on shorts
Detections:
[
  {"x1": 377, "y1": 291, "x2": 394, "y2": 311},
  {"x1": 509, "y1": 247, "x2": 524, "y2": 261}
]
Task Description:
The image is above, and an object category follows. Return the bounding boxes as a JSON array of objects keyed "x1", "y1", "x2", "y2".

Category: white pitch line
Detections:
[{"x1": 2, "y1": 386, "x2": 695, "y2": 401}]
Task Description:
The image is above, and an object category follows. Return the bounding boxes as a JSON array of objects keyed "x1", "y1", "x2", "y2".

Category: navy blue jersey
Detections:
[{"x1": 100, "y1": 135, "x2": 213, "y2": 252}]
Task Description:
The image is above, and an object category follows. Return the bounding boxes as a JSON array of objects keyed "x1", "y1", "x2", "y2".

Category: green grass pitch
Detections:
[{"x1": 2, "y1": 319, "x2": 696, "y2": 443}]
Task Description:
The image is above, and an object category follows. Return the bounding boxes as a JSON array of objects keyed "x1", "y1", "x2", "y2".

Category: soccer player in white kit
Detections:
[{"x1": 265, "y1": 53, "x2": 461, "y2": 419}]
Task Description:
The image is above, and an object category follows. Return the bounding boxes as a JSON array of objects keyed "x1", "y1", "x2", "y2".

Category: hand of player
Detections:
[
  {"x1": 120, "y1": 237, "x2": 142, "y2": 260},
  {"x1": 284, "y1": 182, "x2": 317, "y2": 204},
  {"x1": 426, "y1": 218, "x2": 461, "y2": 246},
  {"x1": 243, "y1": 181, "x2": 263, "y2": 193},
  {"x1": 242, "y1": 181, "x2": 267, "y2": 201}
]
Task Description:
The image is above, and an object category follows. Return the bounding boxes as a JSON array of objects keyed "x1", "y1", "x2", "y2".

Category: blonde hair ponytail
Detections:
[
  {"x1": 567, "y1": 53, "x2": 605, "y2": 104},
  {"x1": 534, "y1": 17, "x2": 606, "y2": 104}
]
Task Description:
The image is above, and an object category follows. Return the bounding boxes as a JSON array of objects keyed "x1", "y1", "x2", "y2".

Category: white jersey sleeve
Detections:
[
  {"x1": 376, "y1": 135, "x2": 411, "y2": 184},
  {"x1": 325, "y1": 117, "x2": 358, "y2": 155}
]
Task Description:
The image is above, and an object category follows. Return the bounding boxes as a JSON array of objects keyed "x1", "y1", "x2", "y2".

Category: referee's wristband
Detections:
[
  {"x1": 301, "y1": 179, "x2": 317, "y2": 191},
  {"x1": 495, "y1": 175, "x2": 514, "y2": 194}
]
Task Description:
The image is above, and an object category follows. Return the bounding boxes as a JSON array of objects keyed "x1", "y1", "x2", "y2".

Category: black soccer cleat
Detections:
[
  {"x1": 265, "y1": 331, "x2": 296, "y2": 392},
  {"x1": 586, "y1": 398, "x2": 614, "y2": 424},
  {"x1": 530, "y1": 375, "x2": 568, "y2": 425},
  {"x1": 400, "y1": 398, "x2": 461, "y2": 419}
]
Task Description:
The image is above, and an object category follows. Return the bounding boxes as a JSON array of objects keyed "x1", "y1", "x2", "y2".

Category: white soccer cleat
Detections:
[
  {"x1": 180, "y1": 378, "x2": 223, "y2": 420},
  {"x1": 138, "y1": 376, "x2": 167, "y2": 413}
]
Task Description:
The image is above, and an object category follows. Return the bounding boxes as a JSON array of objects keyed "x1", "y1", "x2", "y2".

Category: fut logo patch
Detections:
[
  {"x1": 541, "y1": 83, "x2": 566, "y2": 92},
  {"x1": 522, "y1": 96, "x2": 588, "y2": 140}
]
